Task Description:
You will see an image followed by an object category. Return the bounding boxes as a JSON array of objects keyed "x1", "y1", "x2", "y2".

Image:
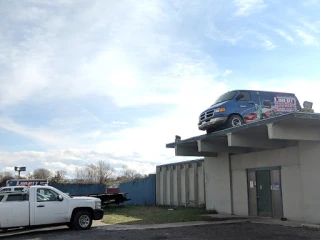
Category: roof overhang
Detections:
[{"x1": 166, "y1": 113, "x2": 320, "y2": 157}]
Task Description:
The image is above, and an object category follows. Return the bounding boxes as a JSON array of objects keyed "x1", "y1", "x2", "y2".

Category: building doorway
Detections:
[{"x1": 247, "y1": 167, "x2": 283, "y2": 218}]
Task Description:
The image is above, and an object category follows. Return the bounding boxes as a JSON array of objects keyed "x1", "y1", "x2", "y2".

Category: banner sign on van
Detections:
[{"x1": 274, "y1": 96, "x2": 297, "y2": 112}]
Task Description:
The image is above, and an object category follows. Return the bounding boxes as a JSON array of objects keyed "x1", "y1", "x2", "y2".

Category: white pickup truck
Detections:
[{"x1": 0, "y1": 185, "x2": 104, "y2": 233}]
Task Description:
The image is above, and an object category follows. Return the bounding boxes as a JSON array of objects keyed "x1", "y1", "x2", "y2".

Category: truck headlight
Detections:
[
  {"x1": 214, "y1": 107, "x2": 226, "y2": 112},
  {"x1": 95, "y1": 201, "x2": 101, "y2": 209}
]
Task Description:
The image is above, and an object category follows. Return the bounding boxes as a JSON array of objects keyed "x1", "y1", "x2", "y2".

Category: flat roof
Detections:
[
  {"x1": 157, "y1": 158, "x2": 204, "y2": 168},
  {"x1": 166, "y1": 112, "x2": 320, "y2": 148}
]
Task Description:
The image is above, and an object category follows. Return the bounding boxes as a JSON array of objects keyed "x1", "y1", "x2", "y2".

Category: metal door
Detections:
[
  {"x1": 247, "y1": 171, "x2": 257, "y2": 216},
  {"x1": 270, "y1": 169, "x2": 283, "y2": 218},
  {"x1": 256, "y1": 170, "x2": 272, "y2": 217}
]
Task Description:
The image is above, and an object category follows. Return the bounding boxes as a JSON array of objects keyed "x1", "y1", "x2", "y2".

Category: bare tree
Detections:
[
  {"x1": 75, "y1": 161, "x2": 114, "y2": 184},
  {"x1": 33, "y1": 168, "x2": 52, "y2": 179},
  {"x1": 97, "y1": 161, "x2": 113, "y2": 184},
  {"x1": 26, "y1": 172, "x2": 34, "y2": 179},
  {"x1": 0, "y1": 172, "x2": 13, "y2": 187},
  {"x1": 51, "y1": 170, "x2": 67, "y2": 183},
  {"x1": 119, "y1": 165, "x2": 144, "y2": 182}
]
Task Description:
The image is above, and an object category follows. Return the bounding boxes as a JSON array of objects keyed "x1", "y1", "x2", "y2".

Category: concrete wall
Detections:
[
  {"x1": 203, "y1": 143, "x2": 320, "y2": 224},
  {"x1": 230, "y1": 146, "x2": 302, "y2": 221},
  {"x1": 204, "y1": 153, "x2": 232, "y2": 214},
  {"x1": 156, "y1": 160, "x2": 205, "y2": 207},
  {"x1": 299, "y1": 141, "x2": 320, "y2": 223},
  {"x1": 197, "y1": 162, "x2": 205, "y2": 206}
]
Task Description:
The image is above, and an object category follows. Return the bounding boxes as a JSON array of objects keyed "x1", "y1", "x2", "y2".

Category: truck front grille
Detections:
[{"x1": 200, "y1": 110, "x2": 214, "y2": 122}]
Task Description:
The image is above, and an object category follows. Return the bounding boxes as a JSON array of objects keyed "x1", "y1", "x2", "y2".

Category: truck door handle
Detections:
[{"x1": 37, "y1": 205, "x2": 45, "y2": 208}]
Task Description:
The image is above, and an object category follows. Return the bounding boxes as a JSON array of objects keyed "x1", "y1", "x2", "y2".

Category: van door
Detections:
[
  {"x1": 34, "y1": 188, "x2": 69, "y2": 225},
  {"x1": 234, "y1": 91, "x2": 256, "y2": 123}
]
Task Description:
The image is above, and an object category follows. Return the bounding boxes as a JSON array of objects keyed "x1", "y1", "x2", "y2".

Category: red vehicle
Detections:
[{"x1": 244, "y1": 113, "x2": 258, "y2": 123}]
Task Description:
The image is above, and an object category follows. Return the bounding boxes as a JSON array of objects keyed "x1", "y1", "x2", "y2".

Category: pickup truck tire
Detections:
[
  {"x1": 66, "y1": 222, "x2": 74, "y2": 229},
  {"x1": 72, "y1": 211, "x2": 93, "y2": 230}
]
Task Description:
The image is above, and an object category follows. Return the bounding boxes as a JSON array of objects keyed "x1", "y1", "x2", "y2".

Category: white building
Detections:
[{"x1": 166, "y1": 113, "x2": 320, "y2": 224}]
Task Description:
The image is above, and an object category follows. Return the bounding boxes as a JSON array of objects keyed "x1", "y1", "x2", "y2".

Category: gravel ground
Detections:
[{"x1": 2, "y1": 222, "x2": 320, "y2": 240}]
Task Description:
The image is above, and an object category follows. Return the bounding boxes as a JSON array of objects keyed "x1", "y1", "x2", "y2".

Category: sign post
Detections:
[{"x1": 14, "y1": 166, "x2": 26, "y2": 179}]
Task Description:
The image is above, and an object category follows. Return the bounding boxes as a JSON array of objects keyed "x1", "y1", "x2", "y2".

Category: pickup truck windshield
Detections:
[{"x1": 213, "y1": 91, "x2": 237, "y2": 105}]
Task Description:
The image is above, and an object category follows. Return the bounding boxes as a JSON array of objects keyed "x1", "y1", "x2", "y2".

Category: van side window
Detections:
[{"x1": 238, "y1": 92, "x2": 251, "y2": 101}]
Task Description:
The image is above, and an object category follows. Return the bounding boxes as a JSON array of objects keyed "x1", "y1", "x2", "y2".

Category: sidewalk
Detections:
[{"x1": 94, "y1": 214, "x2": 320, "y2": 231}]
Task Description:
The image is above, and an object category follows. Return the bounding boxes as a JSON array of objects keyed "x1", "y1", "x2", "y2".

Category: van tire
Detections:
[
  {"x1": 206, "y1": 128, "x2": 215, "y2": 134},
  {"x1": 227, "y1": 115, "x2": 244, "y2": 128},
  {"x1": 72, "y1": 210, "x2": 92, "y2": 230}
]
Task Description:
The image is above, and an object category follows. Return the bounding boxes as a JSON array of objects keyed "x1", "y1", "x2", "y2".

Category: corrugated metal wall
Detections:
[
  {"x1": 119, "y1": 174, "x2": 156, "y2": 205},
  {"x1": 156, "y1": 159, "x2": 205, "y2": 207},
  {"x1": 51, "y1": 183, "x2": 106, "y2": 196}
]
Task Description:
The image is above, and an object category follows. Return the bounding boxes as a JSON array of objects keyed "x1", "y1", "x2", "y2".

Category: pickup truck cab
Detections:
[
  {"x1": 0, "y1": 185, "x2": 104, "y2": 233},
  {"x1": 0, "y1": 191, "x2": 27, "y2": 202}
]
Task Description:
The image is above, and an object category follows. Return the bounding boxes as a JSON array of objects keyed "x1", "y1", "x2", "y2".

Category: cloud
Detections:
[
  {"x1": 234, "y1": 0, "x2": 267, "y2": 16},
  {"x1": 263, "y1": 40, "x2": 276, "y2": 50},
  {"x1": 303, "y1": 0, "x2": 319, "y2": 6},
  {"x1": 222, "y1": 70, "x2": 232, "y2": 78},
  {"x1": 294, "y1": 28, "x2": 319, "y2": 46},
  {"x1": 300, "y1": 20, "x2": 319, "y2": 33},
  {"x1": 274, "y1": 29, "x2": 294, "y2": 44},
  {"x1": 1, "y1": 0, "x2": 320, "y2": 178}
]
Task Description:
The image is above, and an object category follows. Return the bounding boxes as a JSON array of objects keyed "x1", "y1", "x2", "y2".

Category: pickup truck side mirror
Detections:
[
  {"x1": 58, "y1": 195, "x2": 64, "y2": 202},
  {"x1": 236, "y1": 93, "x2": 244, "y2": 100}
]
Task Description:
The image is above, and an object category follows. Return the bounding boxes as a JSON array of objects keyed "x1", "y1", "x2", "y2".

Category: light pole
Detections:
[{"x1": 14, "y1": 166, "x2": 26, "y2": 179}]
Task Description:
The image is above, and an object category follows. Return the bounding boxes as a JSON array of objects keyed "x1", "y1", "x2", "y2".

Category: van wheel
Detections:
[
  {"x1": 72, "y1": 211, "x2": 92, "y2": 230},
  {"x1": 227, "y1": 115, "x2": 244, "y2": 128},
  {"x1": 206, "y1": 128, "x2": 215, "y2": 134}
]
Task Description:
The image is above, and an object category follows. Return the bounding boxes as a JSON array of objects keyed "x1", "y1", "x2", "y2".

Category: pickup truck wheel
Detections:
[
  {"x1": 66, "y1": 222, "x2": 74, "y2": 229},
  {"x1": 73, "y1": 211, "x2": 92, "y2": 230}
]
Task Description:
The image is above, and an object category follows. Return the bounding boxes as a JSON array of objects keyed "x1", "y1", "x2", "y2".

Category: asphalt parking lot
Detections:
[{"x1": 1, "y1": 222, "x2": 320, "y2": 240}]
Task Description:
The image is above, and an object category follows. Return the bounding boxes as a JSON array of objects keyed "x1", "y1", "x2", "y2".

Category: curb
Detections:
[{"x1": 301, "y1": 223, "x2": 320, "y2": 229}]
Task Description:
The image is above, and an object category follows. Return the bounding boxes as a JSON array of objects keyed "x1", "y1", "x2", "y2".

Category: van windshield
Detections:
[{"x1": 213, "y1": 91, "x2": 237, "y2": 105}]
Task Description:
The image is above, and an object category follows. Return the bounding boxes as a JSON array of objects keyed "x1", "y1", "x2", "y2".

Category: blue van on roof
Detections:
[{"x1": 198, "y1": 90, "x2": 301, "y2": 133}]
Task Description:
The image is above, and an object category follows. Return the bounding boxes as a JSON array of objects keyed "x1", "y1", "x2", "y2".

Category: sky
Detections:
[{"x1": 0, "y1": 0, "x2": 320, "y2": 178}]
